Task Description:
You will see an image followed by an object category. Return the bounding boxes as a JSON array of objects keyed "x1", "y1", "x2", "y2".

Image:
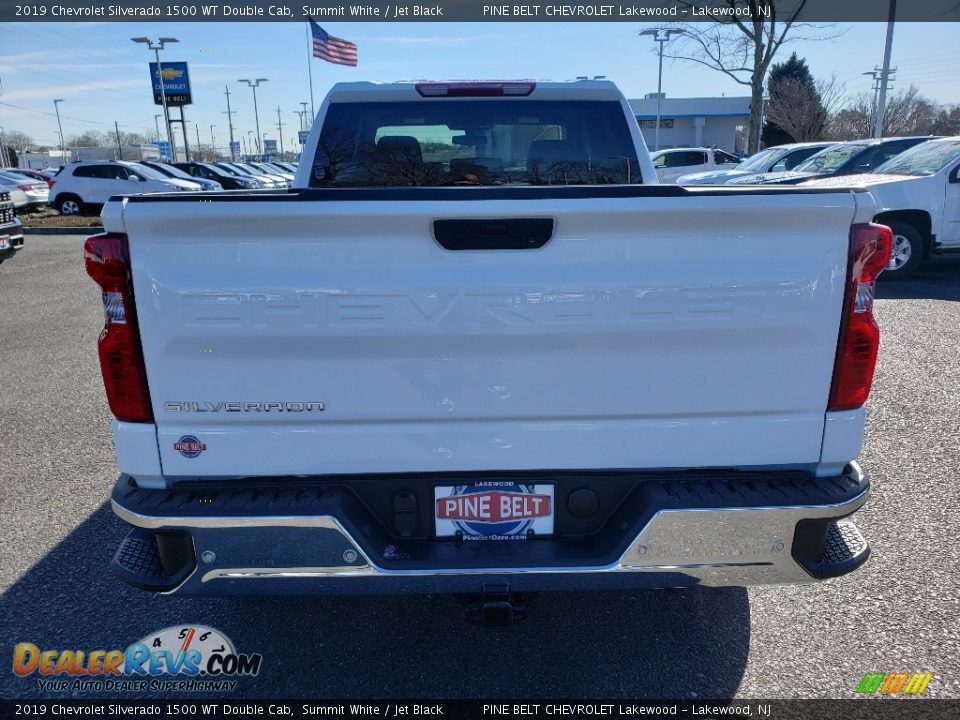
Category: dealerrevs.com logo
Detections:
[{"x1": 12, "y1": 625, "x2": 261, "y2": 692}]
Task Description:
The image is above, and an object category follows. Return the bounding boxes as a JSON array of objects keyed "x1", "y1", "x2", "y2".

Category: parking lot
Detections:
[{"x1": 1, "y1": 233, "x2": 958, "y2": 700}]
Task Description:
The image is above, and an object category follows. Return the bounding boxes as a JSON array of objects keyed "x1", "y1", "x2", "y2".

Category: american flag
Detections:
[{"x1": 310, "y1": 19, "x2": 357, "y2": 67}]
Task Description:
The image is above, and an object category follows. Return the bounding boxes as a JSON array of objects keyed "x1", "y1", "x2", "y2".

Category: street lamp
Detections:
[
  {"x1": 756, "y1": 93, "x2": 770, "y2": 153},
  {"x1": 52, "y1": 99, "x2": 66, "y2": 160},
  {"x1": 639, "y1": 28, "x2": 684, "y2": 152},
  {"x1": 246, "y1": 130, "x2": 255, "y2": 160},
  {"x1": 238, "y1": 78, "x2": 268, "y2": 157},
  {"x1": 132, "y1": 36, "x2": 178, "y2": 160}
]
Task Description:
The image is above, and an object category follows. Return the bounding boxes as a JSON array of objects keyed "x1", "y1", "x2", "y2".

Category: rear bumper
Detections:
[
  {"x1": 110, "y1": 464, "x2": 871, "y2": 596},
  {"x1": 0, "y1": 220, "x2": 24, "y2": 261}
]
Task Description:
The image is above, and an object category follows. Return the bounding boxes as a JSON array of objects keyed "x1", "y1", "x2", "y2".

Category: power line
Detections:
[{"x1": 0, "y1": 100, "x2": 154, "y2": 132}]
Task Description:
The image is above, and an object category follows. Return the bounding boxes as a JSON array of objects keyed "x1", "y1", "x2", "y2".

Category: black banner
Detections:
[
  {"x1": 2, "y1": 700, "x2": 959, "y2": 719},
  {"x1": 2, "y1": 0, "x2": 959, "y2": 23}
]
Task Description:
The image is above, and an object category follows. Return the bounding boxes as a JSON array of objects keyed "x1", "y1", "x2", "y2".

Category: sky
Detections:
[{"x1": 0, "y1": 21, "x2": 957, "y2": 151}]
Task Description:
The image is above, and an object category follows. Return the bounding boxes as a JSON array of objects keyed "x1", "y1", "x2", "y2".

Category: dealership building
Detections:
[{"x1": 629, "y1": 95, "x2": 752, "y2": 154}]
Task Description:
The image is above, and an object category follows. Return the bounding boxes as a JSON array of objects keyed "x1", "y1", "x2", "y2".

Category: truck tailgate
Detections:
[{"x1": 117, "y1": 190, "x2": 856, "y2": 479}]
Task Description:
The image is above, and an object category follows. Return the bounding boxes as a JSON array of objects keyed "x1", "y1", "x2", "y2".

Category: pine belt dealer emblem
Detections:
[{"x1": 174, "y1": 436, "x2": 207, "y2": 459}]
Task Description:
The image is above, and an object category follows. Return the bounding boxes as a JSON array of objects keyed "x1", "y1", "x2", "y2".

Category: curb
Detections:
[{"x1": 22, "y1": 227, "x2": 101, "y2": 236}]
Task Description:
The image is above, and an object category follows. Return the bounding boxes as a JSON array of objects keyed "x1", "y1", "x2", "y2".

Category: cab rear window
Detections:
[{"x1": 309, "y1": 100, "x2": 642, "y2": 187}]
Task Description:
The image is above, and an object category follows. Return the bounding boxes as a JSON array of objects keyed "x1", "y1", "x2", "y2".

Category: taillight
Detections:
[
  {"x1": 828, "y1": 223, "x2": 893, "y2": 411},
  {"x1": 415, "y1": 81, "x2": 536, "y2": 97},
  {"x1": 84, "y1": 233, "x2": 153, "y2": 422}
]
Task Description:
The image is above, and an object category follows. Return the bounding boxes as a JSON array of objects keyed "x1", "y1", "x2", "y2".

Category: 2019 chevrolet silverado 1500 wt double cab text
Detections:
[{"x1": 85, "y1": 81, "x2": 892, "y2": 619}]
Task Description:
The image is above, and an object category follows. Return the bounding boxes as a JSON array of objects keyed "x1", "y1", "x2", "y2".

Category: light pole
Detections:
[
  {"x1": 238, "y1": 78, "x2": 268, "y2": 157},
  {"x1": 639, "y1": 28, "x2": 684, "y2": 152},
  {"x1": 153, "y1": 114, "x2": 163, "y2": 143},
  {"x1": 53, "y1": 99, "x2": 66, "y2": 160},
  {"x1": 209, "y1": 124, "x2": 216, "y2": 159},
  {"x1": 132, "y1": 37, "x2": 178, "y2": 160},
  {"x1": 300, "y1": 101, "x2": 310, "y2": 130},
  {"x1": 756, "y1": 93, "x2": 770, "y2": 153},
  {"x1": 246, "y1": 131, "x2": 255, "y2": 160}
]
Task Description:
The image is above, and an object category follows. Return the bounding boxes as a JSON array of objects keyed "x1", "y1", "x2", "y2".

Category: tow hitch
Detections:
[{"x1": 457, "y1": 583, "x2": 533, "y2": 628}]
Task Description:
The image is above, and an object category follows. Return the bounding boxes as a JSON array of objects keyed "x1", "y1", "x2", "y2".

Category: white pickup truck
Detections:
[
  {"x1": 802, "y1": 137, "x2": 960, "y2": 278},
  {"x1": 86, "y1": 80, "x2": 891, "y2": 622}
]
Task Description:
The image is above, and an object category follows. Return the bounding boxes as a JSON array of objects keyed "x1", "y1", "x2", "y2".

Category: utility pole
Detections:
[
  {"x1": 114, "y1": 121, "x2": 123, "y2": 160},
  {"x1": 223, "y1": 85, "x2": 238, "y2": 161},
  {"x1": 873, "y1": 0, "x2": 897, "y2": 138},
  {"x1": 153, "y1": 114, "x2": 163, "y2": 142},
  {"x1": 209, "y1": 124, "x2": 216, "y2": 159},
  {"x1": 0, "y1": 126, "x2": 8, "y2": 167},
  {"x1": 863, "y1": 66, "x2": 896, "y2": 138},
  {"x1": 195, "y1": 123, "x2": 202, "y2": 160},
  {"x1": 275, "y1": 106, "x2": 285, "y2": 159},
  {"x1": 53, "y1": 99, "x2": 66, "y2": 161}
]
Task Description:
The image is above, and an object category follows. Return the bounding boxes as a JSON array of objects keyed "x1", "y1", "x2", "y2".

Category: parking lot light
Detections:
[
  {"x1": 53, "y1": 99, "x2": 66, "y2": 160},
  {"x1": 238, "y1": 79, "x2": 268, "y2": 158},
  {"x1": 639, "y1": 27, "x2": 684, "y2": 152}
]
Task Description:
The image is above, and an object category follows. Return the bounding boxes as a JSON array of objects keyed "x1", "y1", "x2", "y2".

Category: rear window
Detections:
[
  {"x1": 309, "y1": 100, "x2": 642, "y2": 187},
  {"x1": 653, "y1": 151, "x2": 706, "y2": 169}
]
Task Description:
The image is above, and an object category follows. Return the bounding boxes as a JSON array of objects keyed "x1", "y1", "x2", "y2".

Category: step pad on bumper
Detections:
[
  {"x1": 112, "y1": 528, "x2": 195, "y2": 592},
  {"x1": 818, "y1": 519, "x2": 870, "y2": 578}
]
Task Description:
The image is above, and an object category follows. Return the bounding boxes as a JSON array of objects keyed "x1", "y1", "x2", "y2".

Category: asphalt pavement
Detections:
[{"x1": 1, "y1": 235, "x2": 958, "y2": 700}]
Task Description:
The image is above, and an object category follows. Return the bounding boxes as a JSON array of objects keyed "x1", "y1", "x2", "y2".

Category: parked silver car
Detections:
[{"x1": 0, "y1": 169, "x2": 50, "y2": 209}]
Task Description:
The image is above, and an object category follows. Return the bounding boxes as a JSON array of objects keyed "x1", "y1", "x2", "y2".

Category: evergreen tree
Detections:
[{"x1": 763, "y1": 53, "x2": 826, "y2": 146}]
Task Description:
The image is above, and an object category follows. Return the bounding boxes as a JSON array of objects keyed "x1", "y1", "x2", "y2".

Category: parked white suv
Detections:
[
  {"x1": 650, "y1": 147, "x2": 741, "y2": 183},
  {"x1": 51, "y1": 160, "x2": 199, "y2": 215}
]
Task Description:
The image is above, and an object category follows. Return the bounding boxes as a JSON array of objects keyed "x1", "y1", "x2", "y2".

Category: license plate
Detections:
[
  {"x1": 0, "y1": 236, "x2": 9, "y2": 250},
  {"x1": 434, "y1": 482, "x2": 554, "y2": 540}
]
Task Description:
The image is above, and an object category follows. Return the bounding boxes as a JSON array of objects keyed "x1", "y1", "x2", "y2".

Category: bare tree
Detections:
[
  {"x1": 653, "y1": 0, "x2": 833, "y2": 153},
  {"x1": 2, "y1": 130, "x2": 33, "y2": 152},
  {"x1": 881, "y1": 86, "x2": 938, "y2": 137},
  {"x1": 765, "y1": 75, "x2": 844, "y2": 141},
  {"x1": 931, "y1": 106, "x2": 960, "y2": 136},
  {"x1": 826, "y1": 102, "x2": 872, "y2": 140},
  {"x1": 68, "y1": 130, "x2": 109, "y2": 148},
  {"x1": 827, "y1": 85, "x2": 954, "y2": 140},
  {"x1": 118, "y1": 131, "x2": 150, "y2": 147}
]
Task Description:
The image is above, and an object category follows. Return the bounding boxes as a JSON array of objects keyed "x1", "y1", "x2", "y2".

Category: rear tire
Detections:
[
  {"x1": 57, "y1": 195, "x2": 84, "y2": 216},
  {"x1": 883, "y1": 221, "x2": 924, "y2": 279}
]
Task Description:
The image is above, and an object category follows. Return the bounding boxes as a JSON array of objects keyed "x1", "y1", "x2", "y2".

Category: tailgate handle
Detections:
[{"x1": 433, "y1": 218, "x2": 554, "y2": 250}]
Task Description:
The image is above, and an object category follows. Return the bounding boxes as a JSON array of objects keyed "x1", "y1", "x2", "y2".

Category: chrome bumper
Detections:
[{"x1": 110, "y1": 464, "x2": 870, "y2": 594}]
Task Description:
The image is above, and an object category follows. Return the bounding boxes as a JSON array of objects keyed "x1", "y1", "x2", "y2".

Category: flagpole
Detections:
[{"x1": 305, "y1": 21, "x2": 316, "y2": 127}]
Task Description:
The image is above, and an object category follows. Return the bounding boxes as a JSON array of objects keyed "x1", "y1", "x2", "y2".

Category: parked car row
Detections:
[
  {"x1": 803, "y1": 137, "x2": 960, "y2": 278},
  {"x1": 0, "y1": 188, "x2": 24, "y2": 266},
  {"x1": 670, "y1": 136, "x2": 938, "y2": 187},
  {"x1": 666, "y1": 135, "x2": 960, "y2": 279},
  {"x1": 0, "y1": 168, "x2": 50, "y2": 209},
  {"x1": 43, "y1": 159, "x2": 299, "y2": 216}
]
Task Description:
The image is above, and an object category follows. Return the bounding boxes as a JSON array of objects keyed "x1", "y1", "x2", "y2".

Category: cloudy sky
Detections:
[{"x1": 0, "y1": 21, "x2": 957, "y2": 150}]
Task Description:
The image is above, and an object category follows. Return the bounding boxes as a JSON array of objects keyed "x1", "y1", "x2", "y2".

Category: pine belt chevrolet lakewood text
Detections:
[{"x1": 86, "y1": 80, "x2": 892, "y2": 617}]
